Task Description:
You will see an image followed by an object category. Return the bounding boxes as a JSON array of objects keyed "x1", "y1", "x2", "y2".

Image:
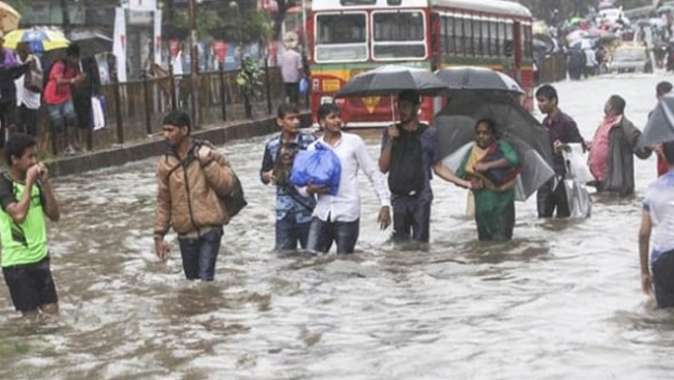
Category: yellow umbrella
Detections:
[
  {"x1": 4, "y1": 28, "x2": 70, "y2": 52},
  {"x1": 0, "y1": 1, "x2": 20, "y2": 33}
]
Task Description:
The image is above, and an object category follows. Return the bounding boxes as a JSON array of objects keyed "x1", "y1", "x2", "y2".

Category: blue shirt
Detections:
[
  {"x1": 643, "y1": 170, "x2": 674, "y2": 263},
  {"x1": 261, "y1": 132, "x2": 316, "y2": 222}
]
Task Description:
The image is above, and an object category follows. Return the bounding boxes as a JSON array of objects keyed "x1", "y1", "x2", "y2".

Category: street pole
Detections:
[
  {"x1": 189, "y1": 0, "x2": 200, "y2": 128},
  {"x1": 60, "y1": 0, "x2": 70, "y2": 37}
]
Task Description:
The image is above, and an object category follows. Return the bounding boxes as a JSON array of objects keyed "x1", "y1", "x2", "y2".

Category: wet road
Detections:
[{"x1": 1, "y1": 73, "x2": 674, "y2": 379}]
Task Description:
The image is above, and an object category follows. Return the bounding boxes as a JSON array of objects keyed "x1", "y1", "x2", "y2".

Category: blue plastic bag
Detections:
[
  {"x1": 299, "y1": 77, "x2": 309, "y2": 95},
  {"x1": 290, "y1": 143, "x2": 341, "y2": 195}
]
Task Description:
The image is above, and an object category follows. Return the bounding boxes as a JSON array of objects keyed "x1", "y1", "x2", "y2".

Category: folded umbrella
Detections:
[
  {"x1": 639, "y1": 95, "x2": 674, "y2": 147},
  {"x1": 334, "y1": 65, "x2": 448, "y2": 98},
  {"x1": 435, "y1": 67, "x2": 523, "y2": 94}
]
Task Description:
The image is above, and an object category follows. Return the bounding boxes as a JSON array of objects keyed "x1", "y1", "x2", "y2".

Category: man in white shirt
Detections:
[
  {"x1": 14, "y1": 42, "x2": 41, "y2": 137},
  {"x1": 302, "y1": 103, "x2": 391, "y2": 254}
]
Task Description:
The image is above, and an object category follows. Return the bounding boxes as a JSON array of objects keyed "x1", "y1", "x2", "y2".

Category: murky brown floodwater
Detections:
[{"x1": 1, "y1": 73, "x2": 674, "y2": 379}]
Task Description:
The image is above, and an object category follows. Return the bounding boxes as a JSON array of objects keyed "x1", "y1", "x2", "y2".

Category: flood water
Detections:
[{"x1": 2, "y1": 73, "x2": 674, "y2": 379}]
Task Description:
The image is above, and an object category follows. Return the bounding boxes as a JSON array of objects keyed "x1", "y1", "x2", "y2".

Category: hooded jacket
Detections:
[{"x1": 154, "y1": 140, "x2": 234, "y2": 238}]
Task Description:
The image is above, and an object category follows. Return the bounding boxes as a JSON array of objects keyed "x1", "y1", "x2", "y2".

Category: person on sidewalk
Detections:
[
  {"x1": 535, "y1": 84, "x2": 585, "y2": 218},
  {"x1": 300, "y1": 103, "x2": 391, "y2": 254},
  {"x1": 278, "y1": 37, "x2": 303, "y2": 105},
  {"x1": 378, "y1": 90, "x2": 438, "y2": 244},
  {"x1": 154, "y1": 111, "x2": 235, "y2": 281},
  {"x1": 639, "y1": 140, "x2": 674, "y2": 308},
  {"x1": 14, "y1": 42, "x2": 42, "y2": 138},
  {"x1": 587, "y1": 95, "x2": 651, "y2": 196},
  {"x1": 653, "y1": 81, "x2": 672, "y2": 177},
  {"x1": 0, "y1": 32, "x2": 31, "y2": 145},
  {"x1": 260, "y1": 103, "x2": 316, "y2": 251},
  {"x1": 43, "y1": 44, "x2": 85, "y2": 155},
  {"x1": 0, "y1": 133, "x2": 61, "y2": 319}
]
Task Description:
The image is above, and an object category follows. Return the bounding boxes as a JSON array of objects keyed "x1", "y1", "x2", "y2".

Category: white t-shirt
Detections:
[
  {"x1": 14, "y1": 56, "x2": 42, "y2": 110},
  {"x1": 643, "y1": 170, "x2": 674, "y2": 263}
]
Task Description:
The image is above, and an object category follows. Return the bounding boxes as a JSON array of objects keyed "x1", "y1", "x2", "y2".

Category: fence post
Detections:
[
  {"x1": 113, "y1": 73, "x2": 124, "y2": 145},
  {"x1": 143, "y1": 71, "x2": 152, "y2": 135},
  {"x1": 219, "y1": 62, "x2": 227, "y2": 121},
  {"x1": 264, "y1": 58, "x2": 272, "y2": 115},
  {"x1": 169, "y1": 63, "x2": 177, "y2": 111}
]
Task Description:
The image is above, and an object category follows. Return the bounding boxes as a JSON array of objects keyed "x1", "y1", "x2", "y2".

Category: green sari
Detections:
[{"x1": 456, "y1": 140, "x2": 520, "y2": 241}]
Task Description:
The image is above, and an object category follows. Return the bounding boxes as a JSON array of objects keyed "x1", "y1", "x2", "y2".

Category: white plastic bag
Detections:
[
  {"x1": 564, "y1": 179, "x2": 592, "y2": 218},
  {"x1": 562, "y1": 143, "x2": 593, "y2": 183},
  {"x1": 91, "y1": 96, "x2": 106, "y2": 130}
]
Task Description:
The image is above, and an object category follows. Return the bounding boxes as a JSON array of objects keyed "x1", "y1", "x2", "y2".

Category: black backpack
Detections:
[{"x1": 388, "y1": 124, "x2": 428, "y2": 196}]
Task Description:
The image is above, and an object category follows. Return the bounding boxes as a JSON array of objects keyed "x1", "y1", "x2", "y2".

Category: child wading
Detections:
[{"x1": 0, "y1": 134, "x2": 61, "y2": 318}]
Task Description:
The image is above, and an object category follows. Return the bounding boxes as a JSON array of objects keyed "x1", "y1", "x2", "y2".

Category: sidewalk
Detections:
[{"x1": 46, "y1": 112, "x2": 311, "y2": 178}]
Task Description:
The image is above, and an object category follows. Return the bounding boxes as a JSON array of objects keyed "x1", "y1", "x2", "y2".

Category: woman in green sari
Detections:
[{"x1": 434, "y1": 119, "x2": 521, "y2": 241}]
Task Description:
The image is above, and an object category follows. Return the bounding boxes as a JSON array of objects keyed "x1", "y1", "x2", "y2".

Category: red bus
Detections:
[{"x1": 306, "y1": 0, "x2": 534, "y2": 127}]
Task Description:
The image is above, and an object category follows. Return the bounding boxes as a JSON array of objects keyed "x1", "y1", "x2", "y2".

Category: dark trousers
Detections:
[
  {"x1": 653, "y1": 250, "x2": 674, "y2": 308},
  {"x1": 537, "y1": 178, "x2": 570, "y2": 218},
  {"x1": 392, "y1": 197, "x2": 431, "y2": 243},
  {"x1": 284, "y1": 82, "x2": 299, "y2": 105},
  {"x1": 17, "y1": 104, "x2": 38, "y2": 137},
  {"x1": 275, "y1": 214, "x2": 311, "y2": 251},
  {"x1": 307, "y1": 217, "x2": 359, "y2": 254},
  {"x1": 0, "y1": 100, "x2": 17, "y2": 146},
  {"x1": 178, "y1": 228, "x2": 223, "y2": 281}
]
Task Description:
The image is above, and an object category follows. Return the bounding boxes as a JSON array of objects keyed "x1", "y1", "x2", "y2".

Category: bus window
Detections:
[
  {"x1": 489, "y1": 21, "x2": 499, "y2": 57},
  {"x1": 315, "y1": 13, "x2": 368, "y2": 62},
  {"x1": 455, "y1": 17, "x2": 465, "y2": 56},
  {"x1": 463, "y1": 17, "x2": 473, "y2": 56},
  {"x1": 522, "y1": 24, "x2": 532, "y2": 59},
  {"x1": 480, "y1": 19, "x2": 489, "y2": 57},
  {"x1": 447, "y1": 16, "x2": 456, "y2": 54},
  {"x1": 505, "y1": 21, "x2": 514, "y2": 56},
  {"x1": 440, "y1": 16, "x2": 448, "y2": 55},
  {"x1": 498, "y1": 22, "x2": 507, "y2": 56},
  {"x1": 372, "y1": 11, "x2": 426, "y2": 60}
]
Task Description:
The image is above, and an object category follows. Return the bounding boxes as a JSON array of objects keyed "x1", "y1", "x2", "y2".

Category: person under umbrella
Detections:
[
  {"x1": 378, "y1": 90, "x2": 439, "y2": 245},
  {"x1": 434, "y1": 119, "x2": 520, "y2": 241}
]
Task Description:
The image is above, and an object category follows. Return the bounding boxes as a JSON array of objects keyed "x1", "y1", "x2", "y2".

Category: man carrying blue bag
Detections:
[
  {"x1": 295, "y1": 103, "x2": 391, "y2": 254},
  {"x1": 261, "y1": 103, "x2": 317, "y2": 251}
]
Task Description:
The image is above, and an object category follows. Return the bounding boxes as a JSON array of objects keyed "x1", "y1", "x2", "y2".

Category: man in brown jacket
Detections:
[{"x1": 154, "y1": 110, "x2": 234, "y2": 281}]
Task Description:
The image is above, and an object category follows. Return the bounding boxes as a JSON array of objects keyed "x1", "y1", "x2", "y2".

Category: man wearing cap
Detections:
[{"x1": 379, "y1": 90, "x2": 439, "y2": 244}]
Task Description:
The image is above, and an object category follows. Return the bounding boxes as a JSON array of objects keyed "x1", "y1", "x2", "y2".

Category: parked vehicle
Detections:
[{"x1": 608, "y1": 45, "x2": 652, "y2": 73}]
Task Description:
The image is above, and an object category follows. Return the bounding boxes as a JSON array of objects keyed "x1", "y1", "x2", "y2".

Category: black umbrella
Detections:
[
  {"x1": 434, "y1": 93, "x2": 554, "y2": 200},
  {"x1": 435, "y1": 92, "x2": 553, "y2": 163},
  {"x1": 639, "y1": 95, "x2": 674, "y2": 147},
  {"x1": 334, "y1": 65, "x2": 448, "y2": 98},
  {"x1": 435, "y1": 67, "x2": 524, "y2": 94}
]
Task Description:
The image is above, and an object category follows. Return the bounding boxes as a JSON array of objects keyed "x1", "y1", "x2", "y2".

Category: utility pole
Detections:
[
  {"x1": 189, "y1": 0, "x2": 200, "y2": 127},
  {"x1": 60, "y1": 0, "x2": 70, "y2": 37}
]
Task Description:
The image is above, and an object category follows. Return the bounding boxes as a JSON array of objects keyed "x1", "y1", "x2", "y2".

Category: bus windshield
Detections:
[
  {"x1": 315, "y1": 13, "x2": 368, "y2": 62},
  {"x1": 372, "y1": 11, "x2": 426, "y2": 60}
]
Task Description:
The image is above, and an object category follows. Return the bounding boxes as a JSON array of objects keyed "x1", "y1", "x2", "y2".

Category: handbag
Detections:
[
  {"x1": 23, "y1": 60, "x2": 43, "y2": 92},
  {"x1": 221, "y1": 172, "x2": 247, "y2": 219}
]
